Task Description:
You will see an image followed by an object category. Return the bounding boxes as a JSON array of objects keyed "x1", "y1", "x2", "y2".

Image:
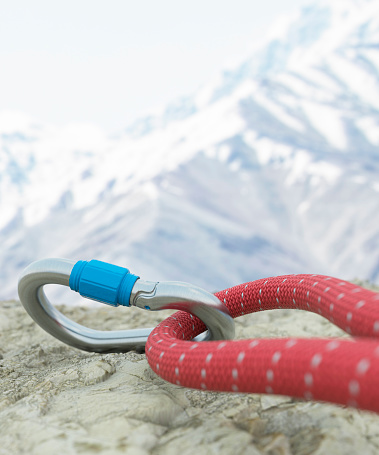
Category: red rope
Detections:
[{"x1": 146, "y1": 274, "x2": 379, "y2": 413}]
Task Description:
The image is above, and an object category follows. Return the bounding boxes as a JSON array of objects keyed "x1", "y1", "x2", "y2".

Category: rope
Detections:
[{"x1": 145, "y1": 274, "x2": 379, "y2": 413}]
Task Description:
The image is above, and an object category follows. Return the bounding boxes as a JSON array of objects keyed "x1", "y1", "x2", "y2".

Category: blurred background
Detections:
[{"x1": 1, "y1": 0, "x2": 379, "y2": 301}]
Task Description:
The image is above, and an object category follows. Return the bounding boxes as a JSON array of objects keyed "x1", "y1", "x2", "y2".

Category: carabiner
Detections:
[{"x1": 18, "y1": 258, "x2": 234, "y2": 353}]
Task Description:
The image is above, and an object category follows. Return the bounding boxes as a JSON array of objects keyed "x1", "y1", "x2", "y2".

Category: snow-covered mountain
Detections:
[{"x1": 1, "y1": 0, "x2": 379, "y2": 300}]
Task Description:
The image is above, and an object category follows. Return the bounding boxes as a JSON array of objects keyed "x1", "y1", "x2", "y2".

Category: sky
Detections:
[{"x1": 0, "y1": 0, "x2": 312, "y2": 134}]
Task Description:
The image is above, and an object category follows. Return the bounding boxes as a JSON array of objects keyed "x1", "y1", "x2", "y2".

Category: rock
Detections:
[{"x1": 1, "y1": 298, "x2": 379, "y2": 454}]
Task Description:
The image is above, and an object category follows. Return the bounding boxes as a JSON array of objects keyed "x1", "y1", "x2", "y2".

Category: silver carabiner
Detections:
[{"x1": 18, "y1": 258, "x2": 234, "y2": 353}]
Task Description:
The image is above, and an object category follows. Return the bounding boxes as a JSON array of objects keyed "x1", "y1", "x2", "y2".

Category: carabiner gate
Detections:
[{"x1": 18, "y1": 258, "x2": 234, "y2": 353}]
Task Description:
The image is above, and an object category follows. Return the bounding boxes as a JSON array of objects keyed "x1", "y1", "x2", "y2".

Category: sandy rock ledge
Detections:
[{"x1": 1, "y1": 295, "x2": 379, "y2": 455}]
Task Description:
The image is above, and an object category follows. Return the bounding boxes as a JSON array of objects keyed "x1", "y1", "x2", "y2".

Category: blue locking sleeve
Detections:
[{"x1": 69, "y1": 260, "x2": 139, "y2": 307}]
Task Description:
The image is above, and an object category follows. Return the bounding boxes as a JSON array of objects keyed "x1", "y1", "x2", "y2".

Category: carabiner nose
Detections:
[{"x1": 18, "y1": 258, "x2": 234, "y2": 353}]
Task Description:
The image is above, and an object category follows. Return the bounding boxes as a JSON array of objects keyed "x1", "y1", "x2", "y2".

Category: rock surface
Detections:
[{"x1": 1, "y1": 296, "x2": 379, "y2": 455}]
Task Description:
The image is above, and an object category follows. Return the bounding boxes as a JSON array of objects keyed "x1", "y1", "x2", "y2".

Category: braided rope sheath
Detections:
[{"x1": 146, "y1": 275, "x2": 379, "y2": 413}]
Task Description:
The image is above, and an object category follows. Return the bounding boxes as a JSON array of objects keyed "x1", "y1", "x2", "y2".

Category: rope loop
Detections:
[{"x1": 146, "y1": 274, "x2": 379, "y2": 413}]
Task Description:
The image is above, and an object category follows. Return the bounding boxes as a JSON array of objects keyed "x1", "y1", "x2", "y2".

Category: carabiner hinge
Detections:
[{"x1": 130, "y1": 279, "x2": 234, "y2": 341}]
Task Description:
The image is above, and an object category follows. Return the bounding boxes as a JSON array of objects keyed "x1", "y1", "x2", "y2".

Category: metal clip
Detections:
[{"x1": 18, "y1": 258, "x2": 234, "y2": 353}]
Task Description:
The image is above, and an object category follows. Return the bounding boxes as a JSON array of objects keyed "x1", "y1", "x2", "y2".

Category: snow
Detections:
[
  {"x1": 218, "y1": 145, "x2": 231, "y2": 163},
  {"x1": 355, "y1": 117, "x2": 379, "y2": 146},
  {"x1": 362, "y1": 49, "x2": 379, "y2": 73},
  {"x1": 286, "y1": 156, "x2": 343, "y2": 189},
  {"x1": 253, "y1": 90, "x2": 305, "y2": 132},
  {"x1": 0, "y1": 203, "x2": 17, "y2": 230},
  {"x1": 327, "y1": 55, "x2": 379, "y2": 110},
  {"x1": 352, "y1": 175, "x2": 367, "y2": 185},
  {"x1": 298, "y1": 200, "x2": 310, "y2": 214},
  {"x1": 301, "y1": 101, "x2": 347, "y2": 150},
  {"x1": 308, "y1": 161, "x2": 342, "y2": 185},
  {"x1": 276, "y1": 73, "x2": 316, "y2": 98},
  {"x1": 284, "y1": 150, "x2": 312, "y2": 186},
  {"x1": 242, "y1": 130, "x2": 258, "y2": 149},
  {"x1": 255, "y1": 139, "x2": 293, "y2": 166}
]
